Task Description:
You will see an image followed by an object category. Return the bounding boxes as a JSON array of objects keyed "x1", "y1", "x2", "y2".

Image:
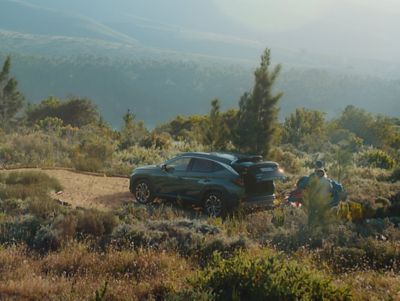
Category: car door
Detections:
[
  {"x1": 156, "y1": 156, "x2": 192, "y2": 199},
  {"x1": 183, "y1": 158, "x2": 225, "y2": 202}
]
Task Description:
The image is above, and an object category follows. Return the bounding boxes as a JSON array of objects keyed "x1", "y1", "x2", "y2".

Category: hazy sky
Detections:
[
  {"x1": 211, "y1": 0, "x2": 400, "y2": 61},
  {"x1": 214, "y1": 0, "x2": 400, "y2": 32},
  {"x1": 10, "y1": 0, "x2": 400, "y2": 61}
]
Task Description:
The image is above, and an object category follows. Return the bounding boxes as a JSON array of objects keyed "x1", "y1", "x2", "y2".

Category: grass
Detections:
[
  {"x1": 0, "y1": 164, "x2": 400, "y2": 299},
  {"x1": 0, "y1": 171, "x2": 62, "y2": 200}
]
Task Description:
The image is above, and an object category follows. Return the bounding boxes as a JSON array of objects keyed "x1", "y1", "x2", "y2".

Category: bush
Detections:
[
  {"x1": 76, "y1": 209, "x2": 118, "y2": 237},
  {"x1": 390, "y1": 167, "x2": 400, "y2": 182},
  {"x1": 0, "y1": 214, "x2": 41, "y2": 246},
  {"x1": 27, "y1": 197, "x2": 61, "y2": 219},
  {"x1": 0, "y1": 171, "x2": 62, "y2": 200},
  {"x1": 358, "y1": 149, "x2": 396, "y2": 169},
  {"x1": 270, "y1": 147, "x2": 303, "y2": 174},
  {"x1": 73, "y1": 139, "x2": 114, "y2": 172},
  {"x1": 319, "y1": 246, "x2": 368, "y2": 272},
  {"x1": 191, "y1": 251, "x2": 351, "y2": 300},
  {"x1": 109, "y1": 219, "x2": 248, "y2": 264},
  {"x1": 33, "y1": 225, "x2": 62, "y2": 252}
]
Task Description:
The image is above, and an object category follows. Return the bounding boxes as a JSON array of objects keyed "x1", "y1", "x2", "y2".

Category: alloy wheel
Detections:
[
  {"x1": 135, "y1": 182, "x2": 151, "y2": 204},
  {"x1": 204, "y1": 193, "x2": 223, "y2": 217}
]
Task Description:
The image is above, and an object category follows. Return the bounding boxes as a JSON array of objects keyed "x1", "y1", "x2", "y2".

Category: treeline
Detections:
[
  {"x1": 1, "y1": 52, "x2": 400, "y2": 180},
  {"x1": 1, "y1": 51, "x2": 399, "y2": 128}
]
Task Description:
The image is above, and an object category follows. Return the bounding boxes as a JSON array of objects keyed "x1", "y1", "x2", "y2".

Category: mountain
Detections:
[
  {"x1": 0, "y1": 0, "x2": 399, "y2": 127},
  {"x1": 0, "y1": 0, "x2": 140, "y2": 44}
]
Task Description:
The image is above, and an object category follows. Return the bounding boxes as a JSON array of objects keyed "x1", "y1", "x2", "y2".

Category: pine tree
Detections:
[
  {"x1": 235, "y1": 49, "x2": 282, "y2": 156},
  {"x1": 0, "y1": 56, "x2": 24, "y2": 130},
  {"x1": 204, "y1": 99, "x2": 227, "y2": 151}
]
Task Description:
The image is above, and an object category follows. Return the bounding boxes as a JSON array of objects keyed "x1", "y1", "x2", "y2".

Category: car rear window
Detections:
[{"x1": 191, "y1": 158, "x2": 224, "y2": 173}]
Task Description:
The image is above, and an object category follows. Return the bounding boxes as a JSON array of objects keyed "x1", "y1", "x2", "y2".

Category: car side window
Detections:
[
  {"x1": 191, "y1": 158, "x2": 223, "y2": 173},
  {"x1": 166, "y1": 157, "x2": 191, "y2": 172}
]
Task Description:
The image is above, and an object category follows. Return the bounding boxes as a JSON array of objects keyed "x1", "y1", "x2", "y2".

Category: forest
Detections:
[
  {"x1": 0, "y1": 49, "x2": 399, "y2": 127},
  {"x1": 1, "y1": 51, "x2": 400, "y2": 300}
]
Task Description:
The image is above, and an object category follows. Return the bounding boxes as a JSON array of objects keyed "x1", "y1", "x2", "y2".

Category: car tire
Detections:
[
  {"x1": 134, "y1": 180, "x2": 154, "y2": 204},
  {"x1": 203, "y1": 191, "x2": 224, "y2": 218}
]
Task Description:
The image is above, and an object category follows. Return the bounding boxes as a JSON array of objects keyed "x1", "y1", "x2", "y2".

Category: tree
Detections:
[
  {"x1": 119, "y1": 109, "x2": 148, "y2": 149},
  {"x1": 0, "y1": 56, "x2": 24, "y2": 130},
  {"x1": 282, "y1": 108, "x2": 327, "y2": 151},
  {"x1": 203, "y1": 99, "x2": 228, "y2": 151},
  {"x1": 235, "y1": 49, "x2": 283, "y2": 156},
  {"x1": 26, "y1": 96, "x2": 99, "y2": 127}
]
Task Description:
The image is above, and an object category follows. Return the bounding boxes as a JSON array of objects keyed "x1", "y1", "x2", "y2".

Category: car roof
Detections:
[{"x1": 177, "y1": 152, "x2": 238, "y2": 165}]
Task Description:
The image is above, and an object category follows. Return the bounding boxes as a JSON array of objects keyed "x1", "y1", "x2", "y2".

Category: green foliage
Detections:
[
  {"x1": 73, "y1": 134, "x2": 114, "y2": 172},
  {"x1": 140, "y1": 132, "x2": 172, "y2": 150},
  {"x1": 119, "y1": 110, "x2": 149, "y2": 150},
  {"x1": 192, "y1": 251, "x2": 351, "y2": 300},
  {"x1": 390, "y1": 166, "x2": 400, "y2": 182},
  {"x1": 235, "y1": 49, "x2": 283, "y2": 156},
  {"x1": 269, "y1": 147, "x2": 304, "y2": 174},
  {"x1": 326, "y1": 144, "x2": 354, "y2": 182},
  {"x1": 302, "y1": 176, "x2": 337, "y2": 230},
  {"x1": 337, "y1": 105, "x2": 400, "y2": 148},
  {"x1": 26, "y1": 96, "x2": 99, "y2": 127},
  {"x1": 203, "y1": 99, "x2": 230, "y2": 151},
  {"x1": 109, "y1": 219, "x2": 248, "y2": 263},
  {"x1": 157, "y1": 114, "x2": 208, "y2": 144},
  {"x1": 33, "y1": 225, "x2": 62, "y2": 252},
  {"x1": 0, "y1": 56, "x2": 24, "y2": 130},
  {"x1": 0, "y1": 171, "x2": 62, "y2": 200},
  {"x1": 358, "y1": 149, "x2": 396, "y2": 169},
  {"x1": 282, "y1": 108, "x2": 327, "y2": 152}
]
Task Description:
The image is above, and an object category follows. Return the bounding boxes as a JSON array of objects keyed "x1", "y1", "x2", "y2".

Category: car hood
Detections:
[{"x1": 131, "y1": 165, "x2": 159, "y2": 174}]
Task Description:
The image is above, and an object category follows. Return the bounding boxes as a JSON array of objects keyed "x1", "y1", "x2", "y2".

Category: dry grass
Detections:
[
  {"x1": 337, "y1": 271, "x2": 400, "y2": 301},
  {"x1": 0, "y1": 243, "x2": 193, "y2": 300}
]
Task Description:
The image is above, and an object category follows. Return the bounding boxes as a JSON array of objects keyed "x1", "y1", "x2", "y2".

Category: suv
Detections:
[{"x1": 129, "y1": 152, "x2": 285, "y2": 217}]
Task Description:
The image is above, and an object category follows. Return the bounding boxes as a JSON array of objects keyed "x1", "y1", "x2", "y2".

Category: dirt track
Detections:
[{"x1": 2, "y1": 169, "x2": 134, "y2": 210}]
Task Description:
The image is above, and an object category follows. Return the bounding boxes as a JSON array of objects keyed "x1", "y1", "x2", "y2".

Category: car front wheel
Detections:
[
  {"x1": 134, "y1": 180, "x2": 154, "y2": 204},
  {"x1": 203, "y1": 191, "x2": 224, "y2": 217}
]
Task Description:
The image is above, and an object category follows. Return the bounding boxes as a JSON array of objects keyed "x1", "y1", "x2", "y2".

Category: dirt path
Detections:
[{"x1": 2, "y1": 169, "x2": 134, "y2": 210}]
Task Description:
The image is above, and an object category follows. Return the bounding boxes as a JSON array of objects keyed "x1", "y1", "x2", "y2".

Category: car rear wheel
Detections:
[
  {"x1": 134, "y1": 180, "x2": 154, "y2": 204},
  {"x1": 203, "y1": 191, "x2": 224, "y2": 217}
]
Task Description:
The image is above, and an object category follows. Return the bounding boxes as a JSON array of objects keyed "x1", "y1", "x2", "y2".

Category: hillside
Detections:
[
  {"x1": 1, "y1": 51, "x2": 399, "y2": 127},
  {"x1": 1, "y1": 0, "x2": 399, "y2": 127}
]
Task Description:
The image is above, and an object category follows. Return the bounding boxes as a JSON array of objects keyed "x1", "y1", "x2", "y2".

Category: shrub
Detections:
[
  {"x1": 0, "y1": 215, "x2": 42, "y2": 246},
  {"x1": 141, "y1": 132, "x2": 172, "y2": 150},
  {"x1": 109, "y1": 219, "x2": 248, "y2": 263},
  {"x1": 270, "y1": 147, "x2": 303, "y2": 174},
  {"x1": 302, "y1": 176, "x2": 337, "y2": 230},
  {"x1": 319, "y1": 246, "x2": 368, "y2": 272},
  {"x1": 41, "y1": 243, "x2": 97, "y2": 277},
  {"x1": 76, "y1": 209, "x2": 118, "y2": 237},
  {"x1": 0, "y1": 171, "x2": 62, "y2": 200},
  {"x1": 73, "y1": 139, "x2": 114, "y2": 172},
  {"x1": 191, "y1": 251, "x2": 351, "y2": 300},
  {"x1": 390, "y1": 166, "x2": 400, "y2": 182},
  {"x1": 358, "y1": 149, "x2": 396, "y2": 169},
  {"x1": 33, "y1": 225, "x2": 62, "y2": 252},
  {"x1": 27, "y1": 197, "x2": 61, "y2": 219}
]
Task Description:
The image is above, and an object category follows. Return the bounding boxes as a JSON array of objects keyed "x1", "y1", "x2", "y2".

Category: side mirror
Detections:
[{"x1": 161, "y1": 164, "x2": 173, "y2": 172}]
